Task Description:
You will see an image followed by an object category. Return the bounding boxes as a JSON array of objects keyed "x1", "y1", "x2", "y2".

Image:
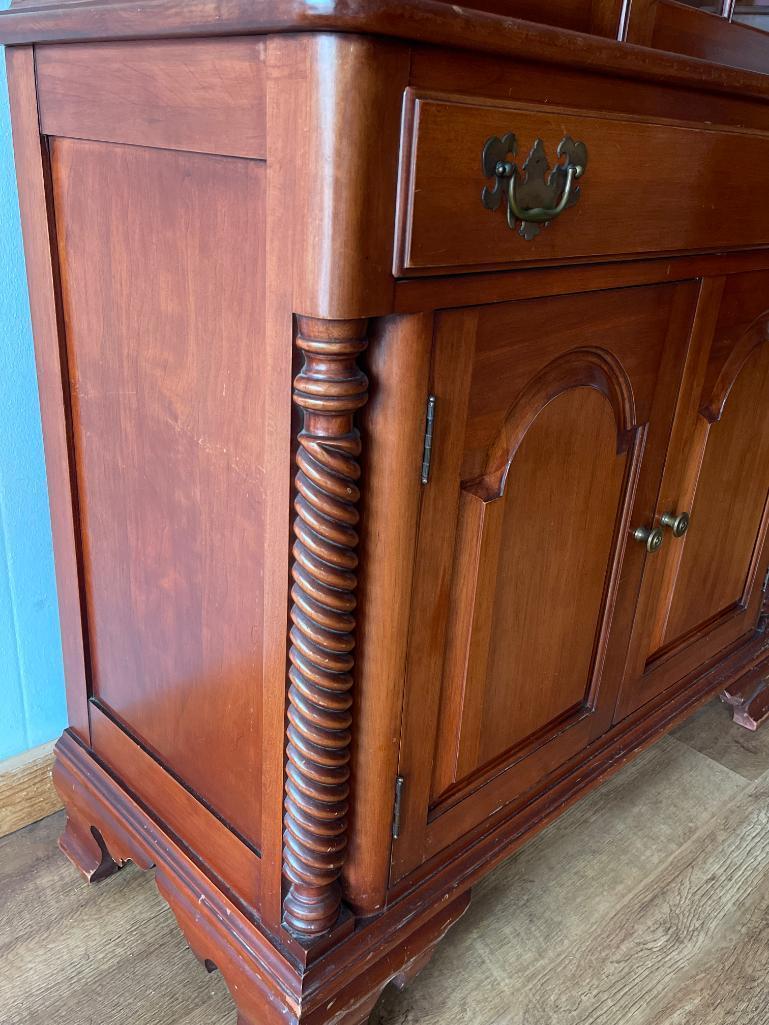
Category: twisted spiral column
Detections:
[{"x1": 282, "y1": 316, "x2": 369, "y2": 938}]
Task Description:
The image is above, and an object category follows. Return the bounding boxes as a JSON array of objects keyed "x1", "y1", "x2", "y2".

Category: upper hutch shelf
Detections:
[{"x1": 4, "y1": 0, "x2": 769, "y2": 78}]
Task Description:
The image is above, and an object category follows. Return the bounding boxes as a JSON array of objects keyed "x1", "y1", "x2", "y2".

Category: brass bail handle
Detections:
[
  {"x1": 502, "y1": 160, "x2": 584, "y2": 225},
  {"x1": 481, "y1": 133, "x2": 588, "y2": 241}
]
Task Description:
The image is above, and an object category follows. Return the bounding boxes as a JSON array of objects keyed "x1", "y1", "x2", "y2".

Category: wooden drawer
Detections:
[{"x1": 396, "y1": 91, "x2": 769, "y2": 273}]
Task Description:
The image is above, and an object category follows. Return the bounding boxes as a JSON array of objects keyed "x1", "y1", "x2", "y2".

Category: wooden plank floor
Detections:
[{"x1": 2, "y1": 699, "x2": 769, "y2": 1025}]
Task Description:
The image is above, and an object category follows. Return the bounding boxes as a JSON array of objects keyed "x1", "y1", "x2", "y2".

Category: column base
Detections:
[{"x1": 51, "y1": 729, "x2": 470, "y2": 1025}]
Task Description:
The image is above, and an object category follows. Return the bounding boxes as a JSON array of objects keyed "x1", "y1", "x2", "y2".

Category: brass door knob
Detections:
[
  {"x1": 633, "y1": 525, "x2": 665, "y2": 553},
  {"x1": 660, "y1": 511, "x2": 690, "y2": 538}
]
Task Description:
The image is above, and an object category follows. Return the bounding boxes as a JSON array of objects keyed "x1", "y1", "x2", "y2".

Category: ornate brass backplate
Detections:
[{"x1": 482, "y1": 134, "x2": 588, "y2": 240}]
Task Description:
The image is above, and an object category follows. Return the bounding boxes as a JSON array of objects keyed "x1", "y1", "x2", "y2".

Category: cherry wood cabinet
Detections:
[{"x1": 4, "y1": 3, "x2": 769, "y2": 1024}]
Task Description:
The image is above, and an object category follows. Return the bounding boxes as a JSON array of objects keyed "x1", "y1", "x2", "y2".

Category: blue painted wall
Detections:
[{"x1": 0, "y1": 19, "x2": 67, "y2": 760}]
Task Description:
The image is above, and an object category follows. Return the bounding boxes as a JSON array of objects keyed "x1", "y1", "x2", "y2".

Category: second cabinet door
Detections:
[
  {"x1": 616, "y1": 272, "x2": 769, "y2": 720},
  {"x1": 392, "y1": 281, "x2": 697, "y2": 882}
]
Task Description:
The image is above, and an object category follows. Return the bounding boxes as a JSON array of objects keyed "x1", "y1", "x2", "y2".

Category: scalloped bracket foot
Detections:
[
  {"x1": 51, "y1": 730, "x2": 471, "y2": 1025},
  {"x1": 58, "y1": 809, "x2": 123, "y2": 883},
  {"x1": 721, "y1": 674, "x2": 769, "y2": 731}
]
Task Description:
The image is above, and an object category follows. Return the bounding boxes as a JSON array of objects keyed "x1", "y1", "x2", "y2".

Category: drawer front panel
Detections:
[{"x1": 397, "y1": 93, "x2": 769, "y2": 273}]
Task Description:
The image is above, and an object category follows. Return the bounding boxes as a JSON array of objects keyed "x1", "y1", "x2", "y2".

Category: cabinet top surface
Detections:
[{"x1": 3, "y1": 0, "x2": 769, "y2": 101}]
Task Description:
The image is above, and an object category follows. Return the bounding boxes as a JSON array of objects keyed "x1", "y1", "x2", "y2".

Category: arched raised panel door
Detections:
[
  {"x1": 392, "y1": 282, "x2": 697, "y2": 882},
  {"x1": 616, "y1": 274, "x2": 769, "y2": 721},
  {"x1": 430, "y1": 359, "x2": 634, "y2": 802}
]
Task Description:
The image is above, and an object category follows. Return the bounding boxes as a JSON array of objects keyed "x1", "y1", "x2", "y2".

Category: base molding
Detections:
[
  {"x1": 0, "y1": 740, "x2": 62, "y2": 839},
  {"x1": 52, "y1": 731, "x2": 470, "y2": 1025}
]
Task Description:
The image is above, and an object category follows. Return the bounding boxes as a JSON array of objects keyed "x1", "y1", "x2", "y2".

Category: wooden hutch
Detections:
[{"x1": 3, "y1": 0, "x2": 769, "y2": 1022}]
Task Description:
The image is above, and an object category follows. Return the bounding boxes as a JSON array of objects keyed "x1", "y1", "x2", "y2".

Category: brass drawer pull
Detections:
[
  {"x1": 482, "y1": 134, "x2": 588, "y2": 241},
  {"x1": 661, "y1": 511, "x2": 691, "y2": 538},
  {"x1": 633, "y1": 525, "x2": 665, "y2": 554}
]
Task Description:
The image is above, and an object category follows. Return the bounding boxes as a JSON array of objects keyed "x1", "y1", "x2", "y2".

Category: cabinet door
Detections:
[
  {"x1": 616, "y1": 273, "x2": 769, "y2": 720},
  {"x1": 391, "y1": 282, "x2": 696, "y2": 881}
]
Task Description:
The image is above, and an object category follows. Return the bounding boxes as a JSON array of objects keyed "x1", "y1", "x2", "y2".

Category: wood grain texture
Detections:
[
  {"x1": 431, "y1": 382, "x2": 631, "y2": 800},
  {"x1": 672, "y1": 695, "x2": 769, "y2": 779},
  {"x1": 0, "y1": 812, "x2": 237, "y2": 1025},
  {"x1": 618, "y1": 278, "x2": 724, "y2": 715},
  {"x1": 393, "y1": 251, "x2": 769, "y2": 315},
  {"x1": 257, "y1": 34, "x2": 307, "y2": 931},
  {"x1": 36, "y1": 39, "x2": 267, "y2": 158},
  {"x1": 288, "y1": 34, "x2": 409, "y2": 319},
  {"x1": 408, "y1": 40, "x2": 769, "y2": 132},
  {"x1": 49, "y1": 731, "x2": 474, "y2": 1025},
  {"x1": 460, "y1": 388, "x2": 627, "y2": 775},
  {"x1": 50, "y1": 137, "x2": 267, "y2": 848},
  {"x1": 442, "y1": 0, "x2": 592, "y2": 30},
  {"x1": 0, "y1": 743, "x2": 61, "y2": 839},
  {"x1": 375, "y1": 720, "x2": 769, "y2": 1025}
]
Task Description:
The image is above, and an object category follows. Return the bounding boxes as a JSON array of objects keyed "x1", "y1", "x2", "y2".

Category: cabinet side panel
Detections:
[
  {"x1": 6, "y1": 46, "x2": 89, "y2": 741},
  {"x1": 50, "y1": 137, "x2": 266, "y2": 848}
]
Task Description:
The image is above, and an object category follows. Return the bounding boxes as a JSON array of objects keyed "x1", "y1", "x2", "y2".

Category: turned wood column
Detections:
[{"x1": 282, "y1": 316, "x2": 369, "y2": 937}]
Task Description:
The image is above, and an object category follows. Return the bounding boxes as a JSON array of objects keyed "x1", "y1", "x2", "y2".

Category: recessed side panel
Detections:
[{"x1": 50, "y1": 138, "x2": 266, "y2": 848}]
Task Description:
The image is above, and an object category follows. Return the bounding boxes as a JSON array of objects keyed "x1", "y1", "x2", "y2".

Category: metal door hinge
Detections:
[
  {"x1": 392, "y1": 775, "x2": 405, "y2": 839},
  {"x1": 421, "y1": 395, "x2": 436, "y2": 485}
]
